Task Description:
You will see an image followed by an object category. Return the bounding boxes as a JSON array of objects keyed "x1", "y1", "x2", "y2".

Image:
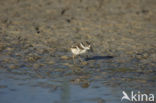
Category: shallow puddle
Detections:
[{"x1": 0, "y1": 71, "x2": 122, "y2": 103}]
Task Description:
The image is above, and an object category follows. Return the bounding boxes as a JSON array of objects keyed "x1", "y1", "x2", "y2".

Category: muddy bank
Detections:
[
  {"x1": 0, "y1": 0, "x2": 156, "y2": 66},
  {"x1": 0, "y1": 0, "x2": 156, "y2": 103}
]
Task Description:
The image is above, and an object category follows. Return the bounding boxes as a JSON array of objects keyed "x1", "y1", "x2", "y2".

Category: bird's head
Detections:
[{"x1": 85, "y1": 41, "x2": 93, "y2": 52}]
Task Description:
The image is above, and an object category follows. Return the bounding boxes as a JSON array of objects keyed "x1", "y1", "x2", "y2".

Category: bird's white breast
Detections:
[
  {"x1": 71, "y1": 48, "x2": 79, "y2": 55},
  {"x1": 71, "y1": 48, "x2": 86, "y2": 55}
]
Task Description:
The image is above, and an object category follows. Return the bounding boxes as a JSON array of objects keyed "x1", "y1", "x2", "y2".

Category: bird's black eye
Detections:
[{"x1": 86, "y1": 41, "x2": 90, "y2": 45}]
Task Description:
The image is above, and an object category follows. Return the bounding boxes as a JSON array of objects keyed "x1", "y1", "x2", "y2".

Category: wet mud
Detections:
[{"x1": 0, "y1": 0, "x2": 156, "y2": 103}]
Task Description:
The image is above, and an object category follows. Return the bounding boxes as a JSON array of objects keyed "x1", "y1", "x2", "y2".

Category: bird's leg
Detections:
[
  {"x1": 72, "y1": 55, "x2": 75, "y2": 64},
  {"x1": 86, "y1": 54, "x2": 89, "y2": 58},
  {"x1": 78, "y1": 55, "x2": 83, "y2": 64}
]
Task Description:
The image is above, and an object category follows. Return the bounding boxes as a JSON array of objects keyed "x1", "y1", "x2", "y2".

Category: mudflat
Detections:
[{"x1": 0, "y1": 0, "x2": 156, "y2": 103}]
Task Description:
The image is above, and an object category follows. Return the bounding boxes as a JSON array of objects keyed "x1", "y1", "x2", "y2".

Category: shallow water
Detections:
[
  {"x1": 0, "y1": 49, "x2": 156, "y2": 103},
  {"x1": 0, "y1": 55, "x2": 155, "y2": 103},
  {"x1": 0, "y1": 71, "x2": 122, "y2": 103},
  {"x1": 0, "y1": 48, "x2": 156, "y2": 103}
]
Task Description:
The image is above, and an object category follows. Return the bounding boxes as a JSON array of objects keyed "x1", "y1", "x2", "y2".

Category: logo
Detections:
[{"x1": 121, "y1": 91, "x2": 155, "y2": 102}]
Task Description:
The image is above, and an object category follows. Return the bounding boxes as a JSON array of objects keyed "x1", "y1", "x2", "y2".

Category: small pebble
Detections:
[
  {"x1": 61, "y1": 56, "x2": 69, "y2": 60},
  {"x1": 81, "y1": 82, "x2": 90, "y2": 88}
]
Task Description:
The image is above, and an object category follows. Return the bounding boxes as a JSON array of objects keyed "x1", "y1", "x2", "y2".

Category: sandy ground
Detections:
[
  {"x1": 0, "y1": 0, "x2": 156, "y2": 68},
  {"x1": 0, "y1": 0, "x2": 156, "y2": 82},
  {"x1": 0, "y1": 0, "x2": 156, "y2": 102}
]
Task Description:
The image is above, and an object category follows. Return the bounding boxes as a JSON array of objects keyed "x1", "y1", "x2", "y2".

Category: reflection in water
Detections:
[
  {"x1": 0, "y1": 72, "x2": 122, "y2": 103},
  {"x1": 61, "y1": 80, "x2": 70, "y2": 103}
]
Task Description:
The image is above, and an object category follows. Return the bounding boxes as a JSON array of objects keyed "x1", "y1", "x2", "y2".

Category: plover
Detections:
[{"x1": 70, "y1": 41, "x2": 93, "y2": 64}]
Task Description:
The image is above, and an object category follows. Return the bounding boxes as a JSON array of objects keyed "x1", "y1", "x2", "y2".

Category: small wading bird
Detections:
[{"x1": 70, "y1": 41, "x2": 93, "y2": 64}]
